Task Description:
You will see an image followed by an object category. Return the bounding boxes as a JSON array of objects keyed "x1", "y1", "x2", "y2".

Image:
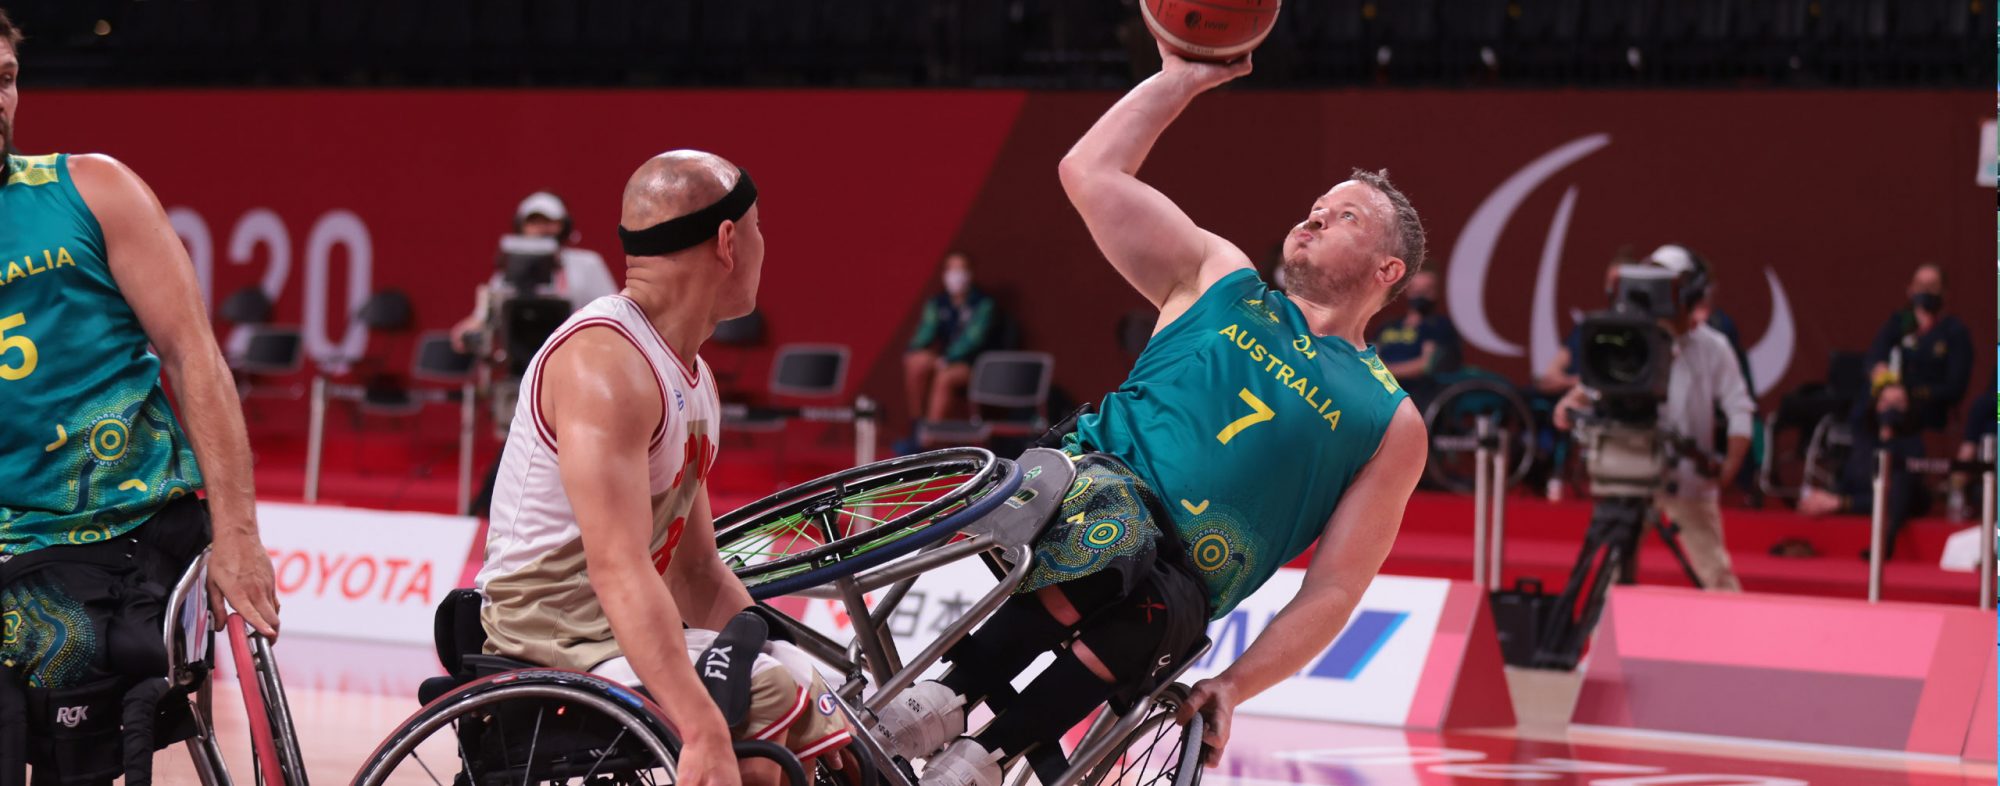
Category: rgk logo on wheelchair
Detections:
[{"x1": 53, "y1": 704, "x2": 87, "y2": 729}]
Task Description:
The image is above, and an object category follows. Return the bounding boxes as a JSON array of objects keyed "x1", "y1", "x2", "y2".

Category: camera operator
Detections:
[
  {"x1": 1554, "y1": 245, "x2": 1755, "y2": 592},
  {"x1": 451, "y1": 192, "x2": 618, "y2": 353},
  {"x1": 453, "y1": 191, "x2": 617, "y2": 516}
]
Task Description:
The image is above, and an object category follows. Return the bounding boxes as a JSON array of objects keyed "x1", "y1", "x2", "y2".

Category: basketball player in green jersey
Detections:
[
  {"x1": 875, "y1": 47, "x2": 1427, "y2": 786},
  {"x1": 0, "y1": 11, "x2": 279, "y2": 782}
]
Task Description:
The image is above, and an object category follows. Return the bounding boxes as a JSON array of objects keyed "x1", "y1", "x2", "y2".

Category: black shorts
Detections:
[
  {"x1": 1, "y1": 495, "x2": 210, "y2": 784},
  {"x1": 1024, "y1": 451, "x2": 1212, "y2": 710}
]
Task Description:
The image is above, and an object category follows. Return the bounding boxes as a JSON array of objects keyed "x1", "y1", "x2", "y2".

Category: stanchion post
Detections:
[
  {"x1": 1472, "y1": 415, "x2": 1493, "y2": 591},
  {"x1": 305, "y1": 375, "x2": 326, "y2": 504},
  {"x1": 458, "y1": 380, "x2": 476, "y2": 516},
  {"x1": 1868, "y1": 447, "x2": 1888, "y2": 603},
  {"x1": 1490, "y1": 427, "x2": 1508, "y2": 591},
  {"x1": 1980, "y1": 434, "x2": 1995, "y2": 611},
  {"x1": 854, "y1": 395, "x2": 877, "y2": 467}
]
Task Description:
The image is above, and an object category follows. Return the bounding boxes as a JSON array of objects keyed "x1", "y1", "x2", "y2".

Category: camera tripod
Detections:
[{"x1": 1531, "y1": 494, "x2": 1703, "y2": 670}]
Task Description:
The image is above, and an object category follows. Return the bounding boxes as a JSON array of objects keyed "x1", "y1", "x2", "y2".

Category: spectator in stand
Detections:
[
  {"x1": 1372, "y1": 270, "x2": 1460, "y2": 412},
  {"x1": 1864, "y1": 263, "x2": 1972, "y2": 433},
  {"x1": 904, "y1": 251, "x2": 1001, "y2": 425}
]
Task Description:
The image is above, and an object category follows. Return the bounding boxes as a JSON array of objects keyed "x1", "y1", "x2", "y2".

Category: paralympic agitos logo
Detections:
[{"x1": 1443, "y1": 133, "x2": 1795, "y2": 391}]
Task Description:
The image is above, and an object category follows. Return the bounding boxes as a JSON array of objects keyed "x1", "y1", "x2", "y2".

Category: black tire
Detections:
[
  {"x1": 714, "y1": 448, "x2": 1021, "y2": 599},
  {"x1": 1079, "y1": 684, "x2": 1204, "y2": 786},
  {"x1": 1423, "y1": 378, "x2": 1538, "y2": 493},
  {"x1": 351, "y1": 670, "x2": 680, "y2": 786}
]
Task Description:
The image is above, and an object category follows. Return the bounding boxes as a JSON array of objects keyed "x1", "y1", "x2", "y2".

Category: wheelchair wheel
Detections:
[
  {"x1": 227, "y1": 615, "x2": 309, "y2": 786},
  {"x1": 353, "y1": 670, "x2": 680, "y2": 786},
  {"x1": 1423, "y1": 378, "x2": 1537, "y2": 493},
  {"x1": 714, "y1": 447, "x2": 1021, "y2": 599},
  {"x1": 1803, "y1": 413, "x2": 1852, "y2": 493},
  {"x1": 1078, "y1": 684, "x2": 1204, "y2": 786}
]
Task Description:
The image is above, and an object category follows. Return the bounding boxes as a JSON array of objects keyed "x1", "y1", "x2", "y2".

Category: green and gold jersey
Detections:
[
  {"x1": 1075, "y1": 269, "x2": 1408, "y2": 617},
  {"x1": 0, "y1": 154, "x2": 202, "y2": 554}
]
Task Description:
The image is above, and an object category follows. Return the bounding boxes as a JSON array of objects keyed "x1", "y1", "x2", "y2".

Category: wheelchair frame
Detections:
[{"x1": 734, "y1": 447, "x2": 1210, "y2": 786}]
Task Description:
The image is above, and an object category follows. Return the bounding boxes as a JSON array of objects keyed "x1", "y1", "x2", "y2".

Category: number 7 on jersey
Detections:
[{"x1": 1216, "y1": 388, "x2": 1274, "y2": 445}]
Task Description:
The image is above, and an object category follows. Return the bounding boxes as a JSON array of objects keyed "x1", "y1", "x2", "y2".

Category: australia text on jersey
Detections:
[
  {"x1": 0, "y1": 246, "x2": 80, "y2": 286},
  {"x1": 1216, "y1": 323, "x2": 1343, "y2": 433}
]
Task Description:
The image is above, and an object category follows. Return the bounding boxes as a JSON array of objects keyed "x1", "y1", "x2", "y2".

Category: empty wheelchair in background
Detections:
[
  {"x1": 7, "y1": 549, "x2": 308, "y2": 786},
  {"x1": 1421, "y1": 373, "x2": 1540, "y2": 493}
]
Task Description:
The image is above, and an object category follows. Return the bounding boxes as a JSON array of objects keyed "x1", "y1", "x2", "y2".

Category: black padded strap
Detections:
[{"x1": 699, "y1": 610, "x2": 769, "y2": 727}]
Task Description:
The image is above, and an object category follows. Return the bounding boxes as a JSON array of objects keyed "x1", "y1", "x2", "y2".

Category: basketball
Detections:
[{"x1": 1140, "y1": 0, "x2": 1281, "y2": 63}]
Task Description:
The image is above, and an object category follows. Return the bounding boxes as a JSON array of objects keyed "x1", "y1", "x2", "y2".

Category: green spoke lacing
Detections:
[{"x1": 718, "y1": 471, "x2": 985, "y2": 585}]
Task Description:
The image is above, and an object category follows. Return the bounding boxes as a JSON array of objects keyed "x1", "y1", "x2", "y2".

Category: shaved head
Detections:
[
  {"x1": 621, "y1": 149, "x2": 744, "y2": 231},
  {"x1": 614, "y1": 148, "x2": 766, "y2": 322}
]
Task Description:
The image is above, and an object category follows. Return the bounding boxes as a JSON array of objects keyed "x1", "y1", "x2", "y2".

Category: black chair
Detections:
[
  {"x1": 709, "y1": 309, "x2": 767, "y2": 391},
  {"x1": 723, "y1": 344, "x2": 852, "y2": 486},
  {"x1": 919, "y1": 351, "x2": 1055, "y2": 448},
  {"x1": 411, "y1": 330, "x2": 477, "y2": 385},
  {"x1": 231, "y1": 326, "x2": 304, "y2": 377}
]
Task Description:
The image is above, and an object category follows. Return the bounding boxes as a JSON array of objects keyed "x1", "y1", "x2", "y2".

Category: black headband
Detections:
[{"x1": 618, "y1": 167, "x2": 757, "y2": 257}]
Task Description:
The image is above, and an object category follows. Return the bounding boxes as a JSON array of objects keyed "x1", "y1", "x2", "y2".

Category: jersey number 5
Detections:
[
  {"x1": 0, "y1": 312, "x2": 38, "y2": 381},
  {"x1": 1215, "y1": 388, "x2": 1275, "y2": 445}
]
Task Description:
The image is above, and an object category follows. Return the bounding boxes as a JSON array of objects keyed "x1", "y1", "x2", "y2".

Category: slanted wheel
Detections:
[{"x1": 714, "y1": 447, "x2": 1021, "y2": 599}]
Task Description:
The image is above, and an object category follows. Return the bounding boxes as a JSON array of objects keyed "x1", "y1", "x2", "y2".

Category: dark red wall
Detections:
[{"x1": 19, "y1": 89, "x2": 1990, "y2": 437}]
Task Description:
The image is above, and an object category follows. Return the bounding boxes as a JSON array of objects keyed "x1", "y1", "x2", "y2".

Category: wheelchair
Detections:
[
  {"x1": 357, "y1": 446, "x2": 1209, "y2": 786},
  {"x1": 10, "y1": 549, "x2": 308, "y2": 786},
  {"x1": 1421, "y1": 372, "x2": 1542, "y2": 493}
]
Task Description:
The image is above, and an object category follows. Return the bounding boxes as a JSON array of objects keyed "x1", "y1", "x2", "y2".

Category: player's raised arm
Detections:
[{"x1": 1057, "y1": 46, "x2": 1255, "y2": 313}]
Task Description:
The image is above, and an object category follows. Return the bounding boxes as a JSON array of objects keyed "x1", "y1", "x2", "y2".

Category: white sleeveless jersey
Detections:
[{"x1": 477, "y1": 294, "x2": 720, "y2": 671}]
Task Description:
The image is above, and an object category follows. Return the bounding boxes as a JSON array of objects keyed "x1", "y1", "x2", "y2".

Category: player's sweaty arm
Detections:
[
  {"x1": 1217, "y1": 401, "x2": 1424, "y2": 699},
  {"x1": 76, "y1": 154, "x2": 281, "y2": 637},
  {"x1": 667, "y1": 492, "x2": 757, "y2": 631},
  {"x1": 547, "y1": 332, "x2": 735, "y2": 755},
  {"x1": 1057, "y1": 48, "x2": 1254, "y2": 323}
]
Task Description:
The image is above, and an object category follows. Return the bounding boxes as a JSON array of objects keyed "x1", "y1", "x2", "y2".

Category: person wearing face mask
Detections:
[
  {"x1": 903, "y1": 251, "x2": 1000, "y2": 426},
  {"x1": 1864, "y1": 263, "x2": 1972, "y2": 434},
  {"x1": 1798, "y1": 384, "x2": 1931, "y2": 561},
  {"x1": 1370, "y1": 270, "x2": 1460, "y2": 412}
]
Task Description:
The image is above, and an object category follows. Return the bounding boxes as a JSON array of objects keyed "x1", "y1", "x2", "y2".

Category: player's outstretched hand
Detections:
[
  {"x1": 1157, "y1": 42, "x2": 1252, "y2": 94},
  {"x1": 1176, "y1": 677, "x2": 1236, "y2": 768}
]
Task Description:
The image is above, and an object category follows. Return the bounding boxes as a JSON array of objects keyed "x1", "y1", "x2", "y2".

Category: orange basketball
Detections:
[{"x1": 1140, "y1": 0, "x2": 1281, "y2": 63}]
